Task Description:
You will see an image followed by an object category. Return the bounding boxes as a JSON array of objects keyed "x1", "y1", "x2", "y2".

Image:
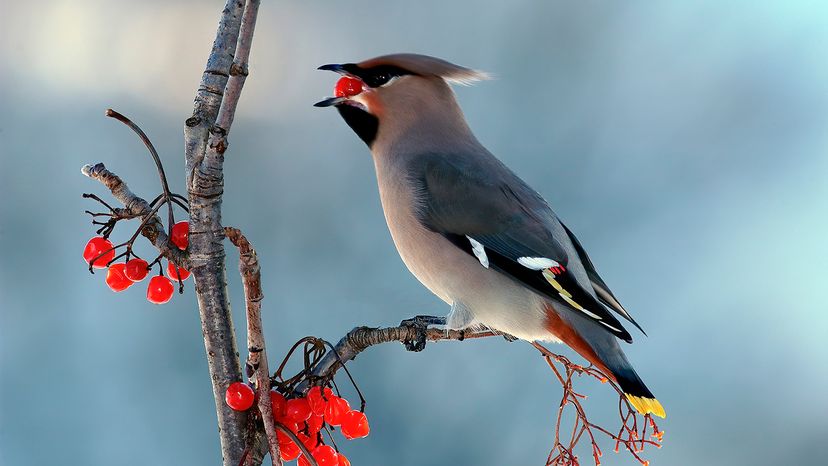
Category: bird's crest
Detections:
[{"x1": 357, "y1": 53, "x2": 491, "y2": 85}]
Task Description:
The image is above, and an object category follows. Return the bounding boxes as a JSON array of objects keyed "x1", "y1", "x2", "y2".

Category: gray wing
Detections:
[
  {"x1": 560, "y1": 222, "x2": 645, "y2": 334},
  {"x1": 408, "y1": 152, "x2": 635, "y2": 343}
]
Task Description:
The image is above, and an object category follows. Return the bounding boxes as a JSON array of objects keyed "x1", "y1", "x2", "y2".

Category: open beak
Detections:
[{"x1": 314, "y1": 63, "x2": 367, "y2": 108}]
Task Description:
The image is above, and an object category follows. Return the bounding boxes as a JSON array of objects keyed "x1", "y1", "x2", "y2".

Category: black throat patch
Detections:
[{"x1": 337, "y1": 105, "x2": 379, "y2": 147}]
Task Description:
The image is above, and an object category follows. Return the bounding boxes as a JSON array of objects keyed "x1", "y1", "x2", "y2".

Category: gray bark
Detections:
[{"x1": 183, "y1": 1, "x2": 261, "y2": 464}]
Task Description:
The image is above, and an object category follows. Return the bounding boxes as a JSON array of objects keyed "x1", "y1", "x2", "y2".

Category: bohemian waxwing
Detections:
[{"x1": 315, "y1": 53, "x2": 665, "y2": 418}]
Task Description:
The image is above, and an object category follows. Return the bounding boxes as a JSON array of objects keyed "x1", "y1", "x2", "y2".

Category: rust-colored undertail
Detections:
[{"x1": 545, "y1": 304, "x2": 666, "y2": 418}]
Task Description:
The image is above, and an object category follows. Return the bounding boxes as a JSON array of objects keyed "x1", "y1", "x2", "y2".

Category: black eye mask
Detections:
[{"x1": 340, "y1": 64, "x2": 415, "y2": 88}]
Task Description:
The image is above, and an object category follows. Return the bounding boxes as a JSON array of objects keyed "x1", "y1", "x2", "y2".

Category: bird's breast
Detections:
[{"x1": 374, "y1": 170, "x2": 456, "y2": 303}]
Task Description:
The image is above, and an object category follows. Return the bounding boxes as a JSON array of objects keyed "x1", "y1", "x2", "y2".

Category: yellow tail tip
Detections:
[{"x1": 625, "y1": 394, "x2": 666, "y2": 418}]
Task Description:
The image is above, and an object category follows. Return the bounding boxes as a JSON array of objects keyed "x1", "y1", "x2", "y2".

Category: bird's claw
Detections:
[{"x1": 399, "y1": 315, "x2": 446, "y2": 352}]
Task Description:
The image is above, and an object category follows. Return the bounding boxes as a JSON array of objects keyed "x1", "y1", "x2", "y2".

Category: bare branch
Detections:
[
  {"x1": 81, "y1": 163, "x2": 188, "y2": 266},
  {"x1": 186, "y1": 0, "x2": 247, "y2": 182},
  {"x1": 307, "y1": 326, "x2": 499, "y2": 386},
  {"x1": 216, "y1": 0, "x2": 261, "y2": 132},
  {"x1": 181, "y1": 1, "x2": 263, "y2": 465},
  {"x1": 225, "y1": 227, "x2": 281, "y2": 466},
  {"x1": 87, "y1": 1, "x2": 265, "y2": 463},
  {"x1": 242, "y1": 325, "x2": 498, "y2": 465}
]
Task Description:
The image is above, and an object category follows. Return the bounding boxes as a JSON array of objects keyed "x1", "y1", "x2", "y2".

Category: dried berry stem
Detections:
[
  {"x1": 273, "y1": 424, "x2": 318, "y2": 466},
  {"x1": 531, "y1": 342, "x2": 661, "y2": 465},
  {"x1": 105, "y1": 108, "x2": 176, "y2": 231}
]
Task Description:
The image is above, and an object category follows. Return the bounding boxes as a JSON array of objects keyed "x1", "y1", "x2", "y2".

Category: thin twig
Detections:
[
  {"x1": 273, "y1": 424, "x2": 318, "y2": 466},
  {"x1": 81, "y1": 163, "x2": 187, "y2": 267},
  {"x1": 531, "y1": 342, "x2": 661, "y2": 465},
  {"x1": 105, "y1": 109, "x2": 176, "y2": 237}
]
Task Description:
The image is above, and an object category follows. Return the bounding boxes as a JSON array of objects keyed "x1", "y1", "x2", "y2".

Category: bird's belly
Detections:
[{"x1": 379, "y1": 191, "x2": 553, "y2": 341}]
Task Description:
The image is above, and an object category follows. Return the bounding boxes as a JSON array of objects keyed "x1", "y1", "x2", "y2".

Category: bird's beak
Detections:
[
  {"x1": 315, "y1": 64, "x2": 348, "y2": 107},
  {"x1": 313, "y1": 96, "x2": 347, "y2": 107},
  {"x1": 317, "y1": 63, "x2": 349, "y2": 74},
  {"x1": 314, "y1": 63, "x2": 366, "y2": 108}
]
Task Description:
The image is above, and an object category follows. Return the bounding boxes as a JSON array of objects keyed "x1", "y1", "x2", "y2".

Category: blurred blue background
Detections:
[{"x1": 2, "y1": 1, "x2": 827, "y2": 465}]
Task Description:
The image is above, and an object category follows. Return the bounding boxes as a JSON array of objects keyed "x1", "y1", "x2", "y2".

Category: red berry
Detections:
[
  {"x1": 307, "y1": 386, "x2": 333, "y2": 416},
  {"x1": 124, "y1": 258, "x2": 150, "y2": 282},
  {"x1": 323, "y1": 396, "x2": 350, "y2": 426},
  {"x1": 166, "y1": 261, "x2": 191, "y2": 281},
  {"x1": 225, "y1": 382, "x2": 255, "y2": 411},
  {"x1": 337, "y1": 453, "x2": 351, "y2": 466},
  {"x1": 298, "y1": 456, "x2": 311, "y2": 466},
  {"x1": 105, "y1": 263, "x2": 133, "y2": 292},
  {"x1": 286, "y1": 397, "x2": 312, "y2": 423},
  {"x1": 307, "y1": 413, "x2": 324, "y2": 435},
  {"x1": 146, "y1": 275, "x2": 174, "y2": 304},
  {"x1": 340, "y1": 410, "x2": 370, "y2": 439},
  {"x1": 278, "y1": 438, "x2": 300, "y2": 461},
  {"x1": 83, "y1": 236, "x2": 115, "y2": 268},
  {"x1": 334, "y1": 76, "x2": 364, "y2": 98},
  {"x1": 170, "y1": 221, "x2": 189, "y2": 250},
  {"x1": 270, "y1": 391, "x2": 288, "y2": 418},
  {"x1": 310, "y1": 445, "x2": 339, "y2": 466}
]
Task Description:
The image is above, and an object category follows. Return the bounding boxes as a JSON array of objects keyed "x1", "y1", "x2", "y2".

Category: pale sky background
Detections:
[{"x1": 2, "y1": 1, "x2": 827, "y2": 465}]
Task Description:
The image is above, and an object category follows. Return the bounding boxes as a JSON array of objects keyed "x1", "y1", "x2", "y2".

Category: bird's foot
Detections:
[{"x1": 399, "y1": 315, "x2": 447, "y2": 352}]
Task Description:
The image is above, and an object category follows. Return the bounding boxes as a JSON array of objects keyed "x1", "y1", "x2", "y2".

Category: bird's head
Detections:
[{"x1": 315, "y1": 53, "x2": 489, "y2": 149}]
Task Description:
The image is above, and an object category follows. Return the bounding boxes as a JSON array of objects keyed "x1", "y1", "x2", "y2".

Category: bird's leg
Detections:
[{"x1": 399, "y1": 315, "x2": 447, "y2": 352}]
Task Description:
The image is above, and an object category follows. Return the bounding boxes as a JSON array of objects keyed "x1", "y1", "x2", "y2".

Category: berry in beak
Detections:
[{"x1": 334, "y1": 76, "x2": 365, "y2": 98}]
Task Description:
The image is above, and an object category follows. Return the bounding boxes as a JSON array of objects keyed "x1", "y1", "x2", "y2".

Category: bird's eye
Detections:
[
  {"x1": 357, "y1": 65, "x2": 412, "y2": 88},
  {"x1": 365, "y1": 73, "x2": 391, "y2": 88}
]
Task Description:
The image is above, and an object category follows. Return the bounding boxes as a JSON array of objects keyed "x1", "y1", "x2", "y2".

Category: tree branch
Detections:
[
  {"x1": 182, "y1": 1, "x2": 262, "y2": 464},
  {"x1": 224, "y1": 227, "x2": 281, "y2": 466},
  {"x1": 243, "y1": 325, "x2": 498, "y2": 464},
  {"x1": 185, "y1": 0, "x2": 246, "y2": 186},
  {"x1": 81, "y1": 162, "x2": 188, "y2": 266},
  {"x1": 308, "y1": 326, "x2": 499, "y2": 385},
  {"x1": 215, "y1": 0, "x2": 260, "y2": 133}
]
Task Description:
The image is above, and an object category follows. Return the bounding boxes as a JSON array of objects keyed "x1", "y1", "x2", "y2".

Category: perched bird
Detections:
[{"x1": 315, "y1": 53, "x2": 665, "y2": 418}]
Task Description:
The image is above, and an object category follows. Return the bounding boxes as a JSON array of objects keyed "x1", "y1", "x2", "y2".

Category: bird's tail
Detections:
[
  {"x1": 545, "y1": 303, "x2": 666, "y2": 418},
  {"x1": 613, "y1": 365, "x2": 666, "y2": 418}
]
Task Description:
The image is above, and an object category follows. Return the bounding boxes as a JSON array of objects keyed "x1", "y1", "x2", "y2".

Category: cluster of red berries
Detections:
[
  {"x1": 225, "y1": 383, "x2": 369, "y2": 465},
  {"x1": 82, "y1": 221, "x2": 191, "y2": 304}
]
